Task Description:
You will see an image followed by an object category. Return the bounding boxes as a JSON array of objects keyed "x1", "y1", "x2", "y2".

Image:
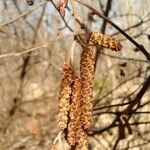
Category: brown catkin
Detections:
[
  {"x1": 67, "y1": 77, "x2": 82, "y2": 145},
  {"x1": 90, "y1": 32, "x2": 122, "y2": 51},
  {"x1": 66, "y1": 77, "x2": 89, "y2": 150},
  {"x1": 76, "y1": 125, "x2": 88, "y2": 150},
  {"x1": 57, "y1": 60, "x2": 73, "y2": 130},
  {"x1": 80, "y1": 47, "x2": 94, "y2": 129}
]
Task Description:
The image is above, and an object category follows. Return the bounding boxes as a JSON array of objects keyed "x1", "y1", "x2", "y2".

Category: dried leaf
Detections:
[{"x1": 57, "y1": 0, "x2": 68, "y2": 17}]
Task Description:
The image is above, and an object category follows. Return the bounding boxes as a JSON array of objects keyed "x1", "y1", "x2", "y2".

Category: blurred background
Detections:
[{"x1": 0, "y1": 0, "x2": 150, "y2": 149}]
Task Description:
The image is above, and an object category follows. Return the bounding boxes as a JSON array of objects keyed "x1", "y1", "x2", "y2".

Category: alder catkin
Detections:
[
  {"x1": 67, "y1": 77, "x2": 82, "y2": 145},
  {"x1": 76, "y1": 125, "x2": 88, "y2": 150},
  {"x1": 57, "y1": 60, "x2": 73, "y2": 130},
  {"x1": 90, "y1": 32, "x2": 122, "y2": 51},
  {"x1": 80, "y1": 47, "x2": 94, "y2": 129}
]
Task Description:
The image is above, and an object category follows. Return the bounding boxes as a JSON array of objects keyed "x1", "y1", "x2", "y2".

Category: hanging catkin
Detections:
[
  {"x1": 76, "y1": 125, "x2": 88, "y2": 150},
  {"x1": 67, "y1": 77, "x2": 82, "y2": 145},
  {"x1": 57, "y1": 60, "x2": 73, "y2": 130},
  {"x1": 80, "y1": 47, "x2": 94, "y2": 129},
  {"x1": 90, "y1": 32, "x2": 122, "y2": 51}
]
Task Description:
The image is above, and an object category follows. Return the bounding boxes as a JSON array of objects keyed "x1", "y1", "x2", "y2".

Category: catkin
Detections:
[
  {"x1": 67, "y1": 77, "x2": 82, "y2": 145},
  {"x1": 76, "y1": 125, "x2": 88, "y2": 150},
  {"x1": 80, "y1": 47, "x2": 94, "y2": 129},
  {"x1": 57, "y1": 60, "x2": 73, "y2": 130},
  {"x1": 90, "y1": 32, "x2": 122, "y2": 51}
]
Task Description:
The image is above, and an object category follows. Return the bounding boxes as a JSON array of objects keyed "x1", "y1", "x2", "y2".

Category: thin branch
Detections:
[
  {"x1": 89, "y1": 120, "x2": 150, "y2": 136},
  {"x1": 100, "y1": 51, "x2": 149, "y2": 63},
  {"x1": 0, "y1": 35, "x2": 67, "y2": 59},
  {"x1": 124, "y1": 75, "x2": 150, "y2": 114},
  {"x1": 94, "y1": 0, "x2": 112, "y2": 69},
  {"x1": 94, "y1": 73, "x2": 142, "y2": 105},
  {"x1": 93, "y1": 111, "x2": 150, "y2": 116}
]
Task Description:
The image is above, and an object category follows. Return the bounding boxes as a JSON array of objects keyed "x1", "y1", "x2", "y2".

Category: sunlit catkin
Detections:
[
  {"x1": 80, "y1": 47, "x2": 94, "y2": 129},
  {"x1": 67, "y1": 77, "x2": 82, "y2": 145},
  {"x1": 76, "y1": 125, "x2": 88, "y2": 150},
  {"x1": 57, "y1": 60, "x2": 73, "y2": 130},
  {"x1": 90, "y1": 32, "x2": 122, "y2": 51}
]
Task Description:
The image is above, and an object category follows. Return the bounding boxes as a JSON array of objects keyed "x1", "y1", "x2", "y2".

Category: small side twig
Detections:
[{"x1": 53, "y1": 131, "x2": 65, "y2": 150}]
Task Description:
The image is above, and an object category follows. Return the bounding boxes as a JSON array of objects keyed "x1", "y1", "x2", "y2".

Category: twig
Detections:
[
  {"x1": 94, "y1": 0, "x2": 112, "y2": 69},
  {"x1": 10, "y1": 136, "x2": 32, "y2": 150},
  {"x1": 53, "y1": 131, "x2": 65, "y2": 150},
  {"x1": 94, "y1": 73, "x2": 142, "y2": 105},
  {"x1": 0, "y1": 44, "x2": 47, "y2": 59},
  {"x1": 124, "y1": 75, "x2": 150, "y2": 114},
  {"x1": 0, "y1": 35, "x2": 67, "y2": 59},
  {"x1": 100, "y1": 51, "x2": 149, "y2": 63},
  {"x1": 69, "y1": 40, "x2": 76, "y2": 66},
  {"x1": 89, "y1": 120, "x2": 150, "y2": 136}
]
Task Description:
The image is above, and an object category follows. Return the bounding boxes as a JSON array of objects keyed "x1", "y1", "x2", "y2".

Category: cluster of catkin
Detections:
[
  {"x1": 57, "y1": 32, "x2": 122, "y2": 149},
  {"x1": 57, "y1": 46, "x2": 94, "y2": 149}
]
